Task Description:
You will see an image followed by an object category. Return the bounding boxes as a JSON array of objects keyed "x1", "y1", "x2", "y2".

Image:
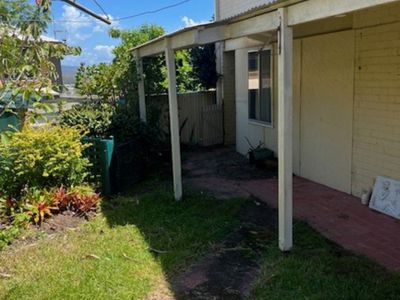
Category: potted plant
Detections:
[{"x1": 246, "y1": 138, "x2": 275, "y2": 164}]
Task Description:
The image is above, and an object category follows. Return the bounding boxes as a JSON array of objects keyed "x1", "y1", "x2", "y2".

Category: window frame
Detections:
[{"x1": 247, "y1": 47, "x2": 274, "y2": 128}]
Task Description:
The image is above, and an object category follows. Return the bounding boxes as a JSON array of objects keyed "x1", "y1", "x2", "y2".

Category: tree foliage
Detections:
[
  {"x1": 73, "y1": 24, "x2": 219, "y2": 110},
  {"x1": 75, "y1": 63, "x2": 119, "y2": 102},
  {"x1": 0, "y1": 0, "x2": 80, "y2": 116},
  {"x1": 110, "y1": 25, "x2": 166, "y2": 103},
  {"x1": 190, "y1": 44, "x2": 218, "y2": 90}
]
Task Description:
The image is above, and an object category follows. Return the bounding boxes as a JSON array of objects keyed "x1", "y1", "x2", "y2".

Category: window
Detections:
[{"x1": 248, "y1": 50, "x2": 272, "y2": 125}]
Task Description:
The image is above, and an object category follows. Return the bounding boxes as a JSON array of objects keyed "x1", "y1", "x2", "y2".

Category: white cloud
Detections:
[
  {"x1": 94, "y1": 45, "x2": 115, "y2": 58},
  {"x1": 181, "y1": 16, "x2": 207, "y2": 27},
  {"x1": 93, "y1": 15, "x2": 120, "y2": 33},
  {"x1": 58, "y1": 6, "x2": 119, "y2": 66},
  {"x1": 61, "y1": 5, "x2": 92, "y2": 32},
  {"x1": 63, "y1": 45, "x2": 115, "y2": 66},
  {"x1": 60, "y1": 5, "x2": 119, "y2": 44}
]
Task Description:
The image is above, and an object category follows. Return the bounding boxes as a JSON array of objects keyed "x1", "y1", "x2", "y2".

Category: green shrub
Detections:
[
  {"x1": 59, "y1": 102, "x2": 115, "y2": 138},
  {"x1": 0, "y1": 125, "x2": 90, "y2": 196}
]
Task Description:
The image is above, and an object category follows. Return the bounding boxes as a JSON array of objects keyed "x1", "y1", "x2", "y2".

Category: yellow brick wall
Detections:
[{"x1": 352, "y1": 4, "x2": 400, "y2": 196}]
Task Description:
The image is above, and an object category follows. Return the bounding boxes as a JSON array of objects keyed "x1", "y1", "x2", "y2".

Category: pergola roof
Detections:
[{"x1": 131, "y1": 0, "x2": 398, "y2": 58}]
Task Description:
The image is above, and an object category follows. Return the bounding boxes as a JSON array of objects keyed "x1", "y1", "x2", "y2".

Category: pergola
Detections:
[{"x1": 131, "y1": 0, "x2": 398, "y2": 251}]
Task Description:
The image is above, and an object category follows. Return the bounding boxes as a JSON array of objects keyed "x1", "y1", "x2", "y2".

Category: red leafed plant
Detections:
[
  {"x1": 52, "y1": 186, "x2": 100, "y2": 215},
  {"x1": 74, "y1": 193, "x2": 101, "y2": 214}
]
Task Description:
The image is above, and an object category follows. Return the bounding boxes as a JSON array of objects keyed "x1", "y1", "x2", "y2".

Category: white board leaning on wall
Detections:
[{"x1": 370, "y1": 176, "x2": 400, "y2": 220}]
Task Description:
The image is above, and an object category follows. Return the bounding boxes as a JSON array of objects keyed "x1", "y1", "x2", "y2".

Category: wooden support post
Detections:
[
  {"x1": 165, "y1": 43, "x2": 183, "y2": 201},
  {"x1": 277, "y1": 7, "x2": 293, "y2": 252},
  {"x1": 136, "y1": 56, "x2": 147, "y2": 123}
]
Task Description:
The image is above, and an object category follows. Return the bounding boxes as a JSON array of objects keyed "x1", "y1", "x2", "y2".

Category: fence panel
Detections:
[
  {"x1": 148, "y1": 91, "x2": 220, "y2": 145},
  {"x1": 200, "y1": 104, "x2": 224, "y2": 146}
]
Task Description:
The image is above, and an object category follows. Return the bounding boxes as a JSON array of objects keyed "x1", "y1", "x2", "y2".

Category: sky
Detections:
[{"x1": 45, "y1": 0, "x2": 214, "y2": 66}]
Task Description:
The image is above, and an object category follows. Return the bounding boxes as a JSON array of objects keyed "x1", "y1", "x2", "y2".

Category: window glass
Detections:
[{"x1": 248, "y1": 50, "x2": 272, "y2": 124}]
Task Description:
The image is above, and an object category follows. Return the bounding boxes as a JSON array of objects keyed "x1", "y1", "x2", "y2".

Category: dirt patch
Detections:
[
  {"x1": 5, "y1": 211, "x2": 87, "y2": 251},
  {"x1": 162, "y1": 147, "x2": 279, "y2": 299},
  {"x1": 183, "y1": 147, "x2": 277, "y2": 200},
  {"x1": 172, "y1": 199, "x2": 278, "y2": 299},
  {"x1": 183, "y1": 147, "x2": 277, "y2": 181},
  {"x1": 32, "y1": 211, "x2": 86, "y2": 234}
]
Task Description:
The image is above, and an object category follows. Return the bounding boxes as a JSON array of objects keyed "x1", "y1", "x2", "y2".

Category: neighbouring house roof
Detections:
[
  {"x1": 218, "y1": 0, "x2": 285, "y2": 21},
  {"x1": 13, "y1": 31, "x2": 63, "y2": 44},
  {"x1": 38, "y1": 34, "x2": 63, "y2": 44},
  {"x1": 0, "y1": 25, "x2": 63, "y2": 44}
]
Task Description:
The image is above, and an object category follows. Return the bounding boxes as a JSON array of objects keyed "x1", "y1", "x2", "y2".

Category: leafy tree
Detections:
[
  {"x1": 74, "y1": 24, "x2": 217, "y2": 110},
  {"x1": 109, "y1": 25, "x2": 166, "y2": 105},
  {"x1": 75, "y1": 63, "x2": 118, "y2": 103},
  {"x1": 0, "y1": 0, "x2": 80, "y2": 116},
  {"x1": 173, "y1": 50, "x2": 199, "y2": 93},
  {"x1": 110, "y1": 25, "x2": 198, "y2": 97},
  {"x1": 190, "y1": 44, "x2": 218, "y2": 90}
]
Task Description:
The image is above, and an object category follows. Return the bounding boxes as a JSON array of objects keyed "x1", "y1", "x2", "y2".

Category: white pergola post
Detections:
[
  {"x1": 165, "y1": 42, "x2": 183, "y2": 201},
  {"x1": 277, "y1": 7, "x2": 293, "y2": 252},
  {"x1": 136, "y1": 56, "x2": 147, "y2": 123}
]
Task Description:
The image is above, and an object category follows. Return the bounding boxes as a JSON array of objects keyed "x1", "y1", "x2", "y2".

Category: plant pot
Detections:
[{"x1": 249, "y1": 148, "x2": 274, "y2": 164}]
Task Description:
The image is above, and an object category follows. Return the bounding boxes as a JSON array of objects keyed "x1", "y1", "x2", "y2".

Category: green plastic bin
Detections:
[
  {"x1": 0, "y1": 112, "x2": 19, "y2": 132},
  {"x1": 83, "y1": 137, "x2": 114, "y2": 195}
]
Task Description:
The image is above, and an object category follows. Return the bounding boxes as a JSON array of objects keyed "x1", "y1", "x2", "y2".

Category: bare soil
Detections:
[
  {"x1": 165, "y1": 147, "x2": 279, "y2": 299},
  {"x1": 5, "y1": 211, "x2": 87, "y2": 251},
  {"x1": 172, "y1": 199, "x2": 277, "y2": 299}
]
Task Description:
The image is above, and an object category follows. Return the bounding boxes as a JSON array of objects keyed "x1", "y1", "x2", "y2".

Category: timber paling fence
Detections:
[{"x1": 149, "y1": 90, "x2": 224, "y2": 146}]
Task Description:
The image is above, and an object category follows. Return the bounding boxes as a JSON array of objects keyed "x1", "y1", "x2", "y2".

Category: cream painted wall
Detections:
[
  {"x1": 235, "y1": 47, "x2": 274, "y2": 156},
  {"x1": 235, "y1": 48, "x2": 265, "y2": 155},
  {"x1": 231, "y1": 2, "x2": 400, "y2": 197},
  {"x1": 300, "y1": 31, "x2": 354, "y2": 193},
  {"x1": 235, "y1": 41, "x2": 301, "y2": 175}
]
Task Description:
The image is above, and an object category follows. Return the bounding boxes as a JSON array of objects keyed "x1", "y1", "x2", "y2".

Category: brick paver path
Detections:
[
  {"x1": 184, "y1": 148, "x2": 400, "y2": 270},
  {"x1": 241, "y1": 177, "x2": 400, "y2": 270}
]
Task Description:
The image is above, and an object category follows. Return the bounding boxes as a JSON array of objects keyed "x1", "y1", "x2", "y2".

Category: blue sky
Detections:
[{"x1": 45, "y1": 0, "x2": 214, "y2": 66}]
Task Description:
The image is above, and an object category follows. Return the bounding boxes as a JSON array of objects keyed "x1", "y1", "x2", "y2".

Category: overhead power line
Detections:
[
  {"x1": 92, "y1": 0, "x2": 109, "y2": 18},
  {"x1": 60, "y1": 0, "x2": 111, "y2": 24},
  {"x1": 1, "y1": 0, "x2": 193, "y2": 24},
  {"x1": 115, "y1": 0, "x2": 192, "y2": 21}
]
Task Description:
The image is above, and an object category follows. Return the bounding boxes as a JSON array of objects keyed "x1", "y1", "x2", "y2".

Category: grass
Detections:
[
  {"x1": 249, "y1": 221, "x2": 400, "y2": 300},
  {"x1": 2, "y1": 184, "x2": 400, "y2": 300},
  {"x1": 0, "y1": 188, "x2": 244, "y2": 300}
]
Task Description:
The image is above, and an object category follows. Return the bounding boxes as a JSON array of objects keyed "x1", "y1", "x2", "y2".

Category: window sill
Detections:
[{"x1": 248, "y1": 120, "x2": 274, "y2": 129}]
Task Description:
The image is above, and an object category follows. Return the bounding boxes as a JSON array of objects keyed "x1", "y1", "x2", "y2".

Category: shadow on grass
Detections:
[
  {"x1": 101, "y1": 182, "x2": 247, "y2": 298},
  {"x1": 101, "y1": 181, "x2": 400, "y2": 300}
]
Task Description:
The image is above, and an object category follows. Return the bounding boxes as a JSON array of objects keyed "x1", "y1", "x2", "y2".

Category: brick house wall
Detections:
[{"x1": 351, "y1": 4, "x2": 400, "y2": 196}]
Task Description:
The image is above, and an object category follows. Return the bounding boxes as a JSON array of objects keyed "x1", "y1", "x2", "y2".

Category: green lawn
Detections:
[
  {"x1": 249, "y1": 221, "x2": 400, "y2": 300},
  {"x1": 0, "y1": 189, "x2": 244, "y2": 300},
  {"x1": 1, "y1": 187, "x2": 400, "y2": 300}
]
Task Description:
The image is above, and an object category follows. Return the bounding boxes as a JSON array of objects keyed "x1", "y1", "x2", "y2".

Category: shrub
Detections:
[
  {"x1": 0, "y1": 125, "x2": 90, "y2": 196},
  {"x1": 59, "y1": 102, "x2": 115, "y2": 138}
]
